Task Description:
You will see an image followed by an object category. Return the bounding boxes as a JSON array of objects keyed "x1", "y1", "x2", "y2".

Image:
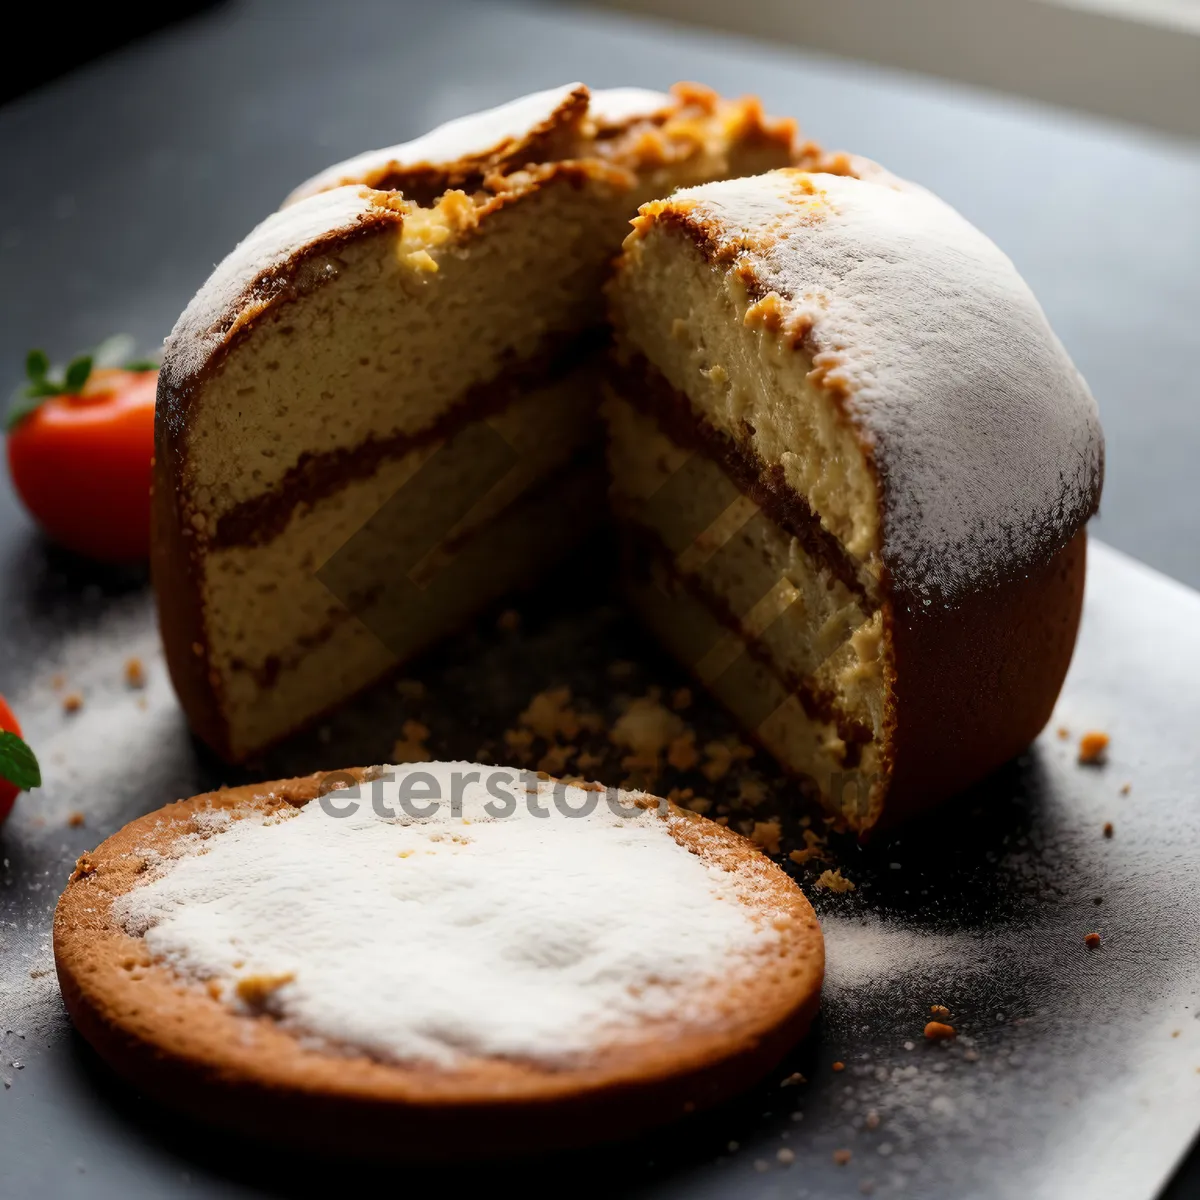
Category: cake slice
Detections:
[
  {"x1": 54, "y1": 765, "x2": 823, "y2": 1157},
  {"x1": 153, "y1": 83, "x2": 797, "y2": 762},
  {"x1": 605, "y1": 166, "x2": 1104, "y2": 830}
]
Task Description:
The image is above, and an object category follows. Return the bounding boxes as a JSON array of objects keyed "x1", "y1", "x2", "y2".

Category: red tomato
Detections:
[
  {"x1": 0, "y1": 695, "x2": 23, "y2": 823},
  {"x1": 7, "y1": 367, "x2": 157, "y2": 562}
]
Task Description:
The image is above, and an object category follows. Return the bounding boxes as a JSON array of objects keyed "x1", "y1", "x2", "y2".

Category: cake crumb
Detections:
[
  {"x1": 815, "y1": 868, "x2": 855, "y2": 892},
  {"x1": 671, "y1": 687, "x2": 692, "y2": 711},
  {"x1": 123, "y1": 657, "x2": 146, "y2": 688},
  {"x1": 235, "y1": 973, "x2": 295, "y2": 1006},
  {"x1": 833, "y1": 1149, "x2": 852, "y2": 1166},
  {"x1": 391, "y1": 719, "x2": 431, "y2": 763},
  {"x1": 930, "y1": 1004, "x2": 951, "y2": 1018},
  {"x1": 780, "y1": 1071, "x2": 806, "y2": 1086},
  {"x1": 1119, "y1": 782, "x2": 1131, "y2": 796},
  {"x1": 1078, "y1": 731, "x2": 1109, "y2": 764},
  {"x1": 750, "y1": 820, "x2": 782, "y2": 855},
  {"x1": 701, "y1": 740, "x2": 735, "y2": 782},
  {"x1": 609, "y1": 694, "x2": 684, "y2": 776},
  {"x1": 1103, "y1": 821, "x2": 1113, "y2": 838},
  {"x1": 50, "y1": 673, "x2": 65, "y2": 690},
  {"x1": 737, "y1": 778, "x2": 767, "y2": 807},
  {"x1": 537, "y1": 744, "x2": 575, "y2": 775},
  {"x1": 777, "y1": 1148, "x2": 795, "y2": 1166},
  {"x1": 789, "y1": 828, "x2": 829, "y2": 866},
  {"x1": 66, "y1": 812, "x2": 85, "y2": 828},
  {"x1": 520, "y1": 686, "x2": 582, "y2": 742},
  {"x1": 1084, "y1": 932, "x2": 1101, "y2": 949},
  {"x1": 832, "y1": 1060, "x2": 845, "y2": 1072},
  {"x1": 1056, "y1": 726, "x2": 1070, "y2": 740},
  {"x1": 924, "y1": 1021, "x2": 956, "y2": 1041},
  {"x1": 69, "y1": 853, "x2": 96, "y2": 882},
  {"x1": 575, "y1": 749, "x2": 603, "y2": 771},
  {"x1": 496, "y1": 608, "x2": 521, "y2": 632},
  {"x1": 62, "y1": 692, "x2": 83, "y2": 714},
  {"x1": 753, "y1": 1159, "x2": 770, "y2": 1173},
  {"x1": 864, "y1": 1110, "x2": 880, "y2": 1130},
  {"x1": 666, "y1": 733, "x2": 699, "y2": 771}
]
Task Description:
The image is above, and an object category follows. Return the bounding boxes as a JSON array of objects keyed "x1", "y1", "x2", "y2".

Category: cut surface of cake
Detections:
[
  {"x1": 153, "y1": 83, "x2": 797, "y2": 762},
  {"x1": 605, "y1": 166, "x2": 1103, "y2": 830},
  {"x1": 54, "y1": 765, "x2": 824, "y2": 1157}
]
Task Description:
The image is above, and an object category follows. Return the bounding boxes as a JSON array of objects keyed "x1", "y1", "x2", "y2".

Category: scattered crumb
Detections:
[
  {"x1": 503, "y1": 727, "x2": 535, "y2": 762},
  {"x1": 391, "y1": 719, "x2": 430, "y2": 763},
  {"x1": 1084, "y1": 932, "x2": 1101, "y2": 949},
  {"x1": 737, "y1": 777, "x2": 767, "y2": 807},
  {"x1": 136, "y1": 696, "x2": 148, "y2": 711},
  {"x1": 701, "y1": 740, "x2": 735, "y2": 782},
  {"x1": 1056, "y1": 726, "x2": 1070, "y2": 740},
  {"x1": 777, "y1": 1148, "x2": 795, "y2": 1166},
  {"x1": 924, "y1": 1021, "x2": 956, "y2": 1041},
  {"x1": 930, "y1": 1004, "x2": 951, "y2": 1018},
  {"x1": 66, "y1": 812, "x2": 85, "y2": 828},
  {"x1": 815, "y1": 868, "x2": 855, "y2": 892},
  {"x1": 750, "y1": 819, "x2": 782, "y2": 855},
  {"x1": 832, "y1": 1061, "x2": 845, "y2": 1072},
  {"x1": 780, "y1": 1071, "x2": 806, "y2": 1087},
  {"x1": 833, "y1": 1149, "x2": 852, "y2": 1166},
  {"x1": 537, "y1": 744, "x2": 575, "y2": 775},
  {"x1": 609, "y1": 694, "x2": 684, "y2": 776},
  {"x1": 123, "y1": 657, "x2": 146, "y2": 688},
  {"x1": 235, "y1": 973, "x2": 295, "y2": 1005},
  {"x1": 1120, "y1": 782, "x2": 1131, "y2": 796},
  {"x1": 685, "y1": 795, "x2": 713, "y2": 815},
  {"x1": 575, "y1": 749, "x2": 603, "y2": 771},
  {"x1": 1078, "y1": 731, "x2": 1109, "y2": 764},
  {"x1": 864, "y1": 1110, "x2": 880, "y2": 1130},
  {"x1": 1172, "y1": 1030, "x2": 1180, "y2": 1038},
  {"x1": 789, "y1": 828, "x2": 829, "y2": 867},
  {"x1": 50, "y1": 673, "x2": 65, "y2": 690},
  {"x1": 1103, "y1": 821, "x2": 1114, "y2": 838},
  {"x1": 69, "y1": 853, "x2": 96, "y2": 882},
  {"x1": 394, "y1": 678, "x2": 425, "y2": 701},
  {"x1": 496, "y1": 609, "x2": 521, "y2": 632},
  {"x1": 62, "y1": 692, "x2": 83, "y2": 714},
  {"x1": 666, "y1": 732, "x2": 698, "y2": 771},
  {"x1": 671, "y1": 687, "x2": 692, "y2": 711},
  {"x1": 520, "y1": 686, "x2": 582, "y2": 742}
]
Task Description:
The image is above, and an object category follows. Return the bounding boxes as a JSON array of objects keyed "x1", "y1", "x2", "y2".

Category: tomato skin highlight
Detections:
[
  {"x1": 6, "y1": 368, "x2": 157, "y2": 563},
  {"x1": 0, "y1": 695, "x2": 22, "y2": 822}
]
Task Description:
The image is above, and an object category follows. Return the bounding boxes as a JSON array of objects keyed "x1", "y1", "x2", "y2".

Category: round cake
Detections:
[
  {"x1": 605, "y1": 165, "x2": 1103, "y2": 829},
  {"x1": 53, "y1": 764, "x2": 824, "y2": 1158}
]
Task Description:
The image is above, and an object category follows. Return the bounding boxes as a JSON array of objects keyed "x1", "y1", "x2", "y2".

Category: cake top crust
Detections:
[
  {"x1": 158, "y1": 185, "x2": 403, "y2": 434},
  {"x1": 632, "y1": 168, "x2": 1104, "y2": 601},
  {"x1": 284, "y1": 83, "x2": 674, "y2": 205}
]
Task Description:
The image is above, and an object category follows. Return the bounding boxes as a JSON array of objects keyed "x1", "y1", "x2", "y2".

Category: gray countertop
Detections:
[{"x1": 1, "y1": 1, "x2": 1198, "y2": 1196}]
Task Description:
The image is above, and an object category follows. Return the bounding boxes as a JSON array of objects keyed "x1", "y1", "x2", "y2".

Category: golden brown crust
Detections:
[
  {"x1": 877, "y1": 528, "x2": 1088, "y2": 831},
  {"x1": 54, "y1": 772, "x2": 824, "y2": 1159}
]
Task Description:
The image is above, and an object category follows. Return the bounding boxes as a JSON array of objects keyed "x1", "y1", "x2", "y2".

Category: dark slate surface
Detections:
[{"x1": 1, "y1": 2, "x2": 1199, "y2": 1197}]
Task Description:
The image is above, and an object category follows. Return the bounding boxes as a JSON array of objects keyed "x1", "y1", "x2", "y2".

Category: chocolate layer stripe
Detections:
[
  {"x1": 608, "y1": 353, "x2": 876, "y2": 604},
  {"x1": 622, "y1": 521, "x2": 874, "y2": 754},
  {"x1": 212, "y1": 326, "x2": 610, "y2": 550}
]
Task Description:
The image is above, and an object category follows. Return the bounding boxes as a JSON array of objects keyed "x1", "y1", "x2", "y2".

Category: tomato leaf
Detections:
[
  {"x1": 0, "y1": 730, "x2": 41, "y2": 791},
  {"x1": 25, "y1": 349, "x2": 49, "y2": 383},
  {"x1": 64, "y1": 355, "x2": 93, "y2": 393}
]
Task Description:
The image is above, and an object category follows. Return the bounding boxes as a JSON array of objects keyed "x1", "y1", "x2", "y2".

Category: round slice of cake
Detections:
[
  {"x1": 605, "y1": 165, "x2": 1104, "y2": 831},
  {"x1": 54, "y1": 764, "x2": 823, "y2": 1158}
]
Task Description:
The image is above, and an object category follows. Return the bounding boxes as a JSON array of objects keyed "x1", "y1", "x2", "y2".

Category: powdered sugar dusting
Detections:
[
  {"x1": 675, "y1": 169, "x2": 1103, "y2": 600},
  {"x1": 590, "y1": 87, "x2": 672, "y2": 126},
  {"x1": 160, "y1": 185, "x2": 395, "y2": 413},
  {"x1": 114, "y1": 763, "x2": 782, "y2": 1068},
  {"x1": 286, "y1": 83, "x2": 587, "y2": 205}
]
